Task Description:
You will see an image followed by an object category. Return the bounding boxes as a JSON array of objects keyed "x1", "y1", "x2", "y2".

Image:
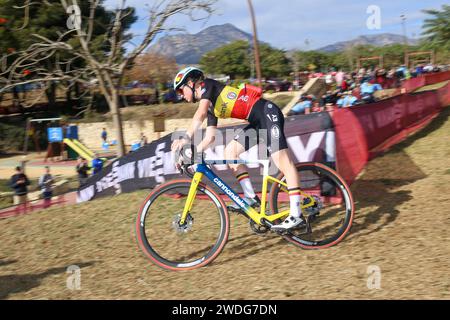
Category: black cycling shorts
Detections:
[{"x1": 233, "y1": 99, "x2": 289, "y2": 154}]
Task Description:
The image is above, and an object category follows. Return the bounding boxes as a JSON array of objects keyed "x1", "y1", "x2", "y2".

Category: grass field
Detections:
[{"x1": 0, "y1": 107, "x2": 449, "y2": 300}]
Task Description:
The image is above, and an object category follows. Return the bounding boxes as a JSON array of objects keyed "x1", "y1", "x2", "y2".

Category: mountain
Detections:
[
  {"x1": 318, "y1": 33, "x2": 419, "y2": 52},
  {"x1": 149, "y1": 23, "x2": 253, "y2": 65},
  {"x1": 149, "y1": 26, "x2": 420, "y2": 63}
]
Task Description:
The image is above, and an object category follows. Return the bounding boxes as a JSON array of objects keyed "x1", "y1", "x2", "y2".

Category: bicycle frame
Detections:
[{"x1": 180, "y1": 160, "x2": 316, "y2": 226}]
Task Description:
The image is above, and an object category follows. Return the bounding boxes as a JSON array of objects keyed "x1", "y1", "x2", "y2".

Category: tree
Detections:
[
  {"x1": 200, "y1": 40, "x2": 251, "y2": 79},
  {"x1": 200, "y1": 40, "x2": 291, "y2": 79},
  {"x1": 422, "y1": 5, "x2": 450, "y2": 51},
  {"x1": 0, "y1": 0, "x2": 216, "y2": 157},
  {"x1": 0, "y1": 0, "x2": 117, "y2": 110},
  {"x1": 259, "y1": 43, "x2": 290, "y2": 78},
  {"x1": 293, "y1": 50, "x2": 334, "y2": 72},
  {"x1": 126, "y1": 52, "x2": 178, "y2": 86}
]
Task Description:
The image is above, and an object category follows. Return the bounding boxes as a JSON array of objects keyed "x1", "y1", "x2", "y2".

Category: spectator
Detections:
[
  {"x1": 101, "y1": 128, "x2": 108, "y2": 143},
  {"x1": 375, "y1": 69, "x2": 387, "y2": 88},
  {"x1": 91, "y1": 154, "x2": 104, "y2": 176},
  {"x1": 320, "y1": 90, "x2": 339, "y2": 107},
  {"x1": 415, "y1": 64, "x2": 424, "y2": 77},
  {"x1": 337, "y1": 91, "x2": 358, "y2": 108},
  {"x1": 76, "y1": 158, "x2": 89, "y2": 187},
  {"x1": 360, "y1": 78, "x2": 382, "y2": 104},
  {"x1": 39, "y1": 166, "x2": 54, "y2": 208},
  {"x1": 396, "y1": 65, "x2": 411, "y2": 80},
  {"x1": 10, "y1": 166, "x2": 30, "y2": 209},
  {"x1": 335, "y1": 70, "x2": 345, "y2": 87},
  {"x1": 288, "y1": 95, "x2": 312, "y2": 116},
  {"x1": 423, "y1": 64, "x2": 434, "y2": 73},
  {"x1": 140, "y1": 133, "x2": 148, "y2": 146},
  {"x1": 325, "y1": 73, "x2": 334, "y2": 85}
]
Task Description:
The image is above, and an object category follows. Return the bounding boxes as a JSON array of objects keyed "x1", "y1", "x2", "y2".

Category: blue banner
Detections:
[{"x1": 47, "y1": 127, "x2": 63, "y2": 143}]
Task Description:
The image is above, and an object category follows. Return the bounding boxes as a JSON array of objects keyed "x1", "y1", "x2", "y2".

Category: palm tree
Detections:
[{"x1": 422, "y1": 5, "x2": 450, "y2": 50}]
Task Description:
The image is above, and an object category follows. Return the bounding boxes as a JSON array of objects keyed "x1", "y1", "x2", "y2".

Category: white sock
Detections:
[
  {"x1": 289, "y1": 188, "x2": 302, "y2": 218},
  {"x1": 237, "y1": 172, "x2": 256, "y2": 199}
]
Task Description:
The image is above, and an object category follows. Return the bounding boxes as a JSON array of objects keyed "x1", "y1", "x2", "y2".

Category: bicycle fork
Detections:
[{"x1": 180, "y1": 172, "x2": 203, "y2": 225}]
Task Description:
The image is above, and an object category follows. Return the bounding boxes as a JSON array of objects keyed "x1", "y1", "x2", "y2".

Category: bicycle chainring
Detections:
[{"x1": 249, "y1": 220, "x2": 270, "y2": 235}]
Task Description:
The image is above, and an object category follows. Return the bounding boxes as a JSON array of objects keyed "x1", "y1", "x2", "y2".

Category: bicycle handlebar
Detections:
[{"x1": 175, "y1": 144, "x2": 202, "y2": 178}]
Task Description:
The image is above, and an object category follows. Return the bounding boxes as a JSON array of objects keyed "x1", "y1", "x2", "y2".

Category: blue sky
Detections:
[{"x1": 104, "y1": 0, "x2": 448, "y2": 50}]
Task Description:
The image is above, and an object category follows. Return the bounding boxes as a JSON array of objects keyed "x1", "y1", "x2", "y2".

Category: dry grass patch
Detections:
[{"x1": 1, "y1": 107, "x2": 449, "y2": 299}]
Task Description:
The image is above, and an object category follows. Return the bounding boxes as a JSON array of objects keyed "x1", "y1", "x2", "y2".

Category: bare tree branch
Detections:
[{"x1": 1, "y1": 0, "x2": 217, "y2": 156}]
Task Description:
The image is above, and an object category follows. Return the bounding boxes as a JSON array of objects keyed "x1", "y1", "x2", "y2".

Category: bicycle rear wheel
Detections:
[
  {"x1": 136, "y1": 180, "x2": 230, "y2": 271},
  {"x1": 269, "y1": 163, "x2": 354, "y2": 249}
]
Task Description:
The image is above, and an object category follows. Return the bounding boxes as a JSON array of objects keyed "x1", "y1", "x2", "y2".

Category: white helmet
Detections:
[{"x1": 173, "y1": 67, "x2": 204, "y2": 91}]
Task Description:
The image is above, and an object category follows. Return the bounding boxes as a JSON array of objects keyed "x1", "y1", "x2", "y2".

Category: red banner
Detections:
[
  {"x1": 438, "y1": 82, "x2": 450, "y2": 106},
  {"x1": 332, "y1": 88, "x2": 445, "y2": 184},
  {"x1": 402, "y1": 71, "x2": 450, "y2": 93},
  {"x1": 424, "y1": 70, "x2": 450, "y2": 85},
  {"x1": 403, "y1": 77, "x2": 426, "y2": 93}
]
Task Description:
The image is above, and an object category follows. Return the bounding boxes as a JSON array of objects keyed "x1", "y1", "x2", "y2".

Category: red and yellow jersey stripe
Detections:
[{"x1": 213, "y1": 85, "x2": 261, "y2": 120}]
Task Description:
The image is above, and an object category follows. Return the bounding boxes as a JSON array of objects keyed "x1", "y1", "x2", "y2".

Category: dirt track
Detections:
[{"x1": 1, "y1": 107, "x2": 449, "y2": 300}]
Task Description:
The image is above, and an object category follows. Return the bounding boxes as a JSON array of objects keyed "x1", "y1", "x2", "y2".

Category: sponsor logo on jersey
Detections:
[
  {"x1": 267, "y1": 114, "x2": 279, "y2": 122},
  {"x1": 238, "y1": 95, "x2": 250, "y2": 102},
  {"x1": 227, "y1": 92, "x2": 238, "y2": 100},
  {"x1": 271, "y1": 125, "x2": 281, "y2": 139},
  {"x1": 220, "y1": 102, "x2": 228, "y2": 118}
]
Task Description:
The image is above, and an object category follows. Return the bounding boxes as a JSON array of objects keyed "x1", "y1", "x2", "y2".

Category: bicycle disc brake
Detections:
[{"x1": 172, "y1": 214, "x2": 194, "y2": 234}]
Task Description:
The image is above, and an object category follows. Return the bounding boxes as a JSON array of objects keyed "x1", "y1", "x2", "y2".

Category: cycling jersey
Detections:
[{"x1": 200, "y1": 79, "x2": 262, "y2": 127}]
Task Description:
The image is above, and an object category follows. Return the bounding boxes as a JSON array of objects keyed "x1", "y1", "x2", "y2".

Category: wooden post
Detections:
[
  {"x1": 153, "y1": 115, "x2": 166, "y2": 141},
  {"x1": 247, "y1": 0, "x2": 262, "y2": 86},
  {"x1": 23, "y1": 118, "x2": 31, "y2": 154}
]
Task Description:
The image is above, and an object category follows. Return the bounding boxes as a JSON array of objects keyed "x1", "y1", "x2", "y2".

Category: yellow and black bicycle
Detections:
[{"x1": 136, "y1": 146, "x2": 354, "y2": 271}]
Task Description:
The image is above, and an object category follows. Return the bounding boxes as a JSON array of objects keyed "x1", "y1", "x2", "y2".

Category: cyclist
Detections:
[{"x1": 171, "y1": 67, "x2": 303, "y2": 231}]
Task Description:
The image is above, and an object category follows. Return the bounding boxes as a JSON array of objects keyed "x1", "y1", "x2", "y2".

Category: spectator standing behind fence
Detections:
[
  {"x1": 360, "y1": 78, "x2": 382, "y2": 104},
  {"x1": 320, "y1": 90, "x2": 340, "y2": 108},
  {"x1": 140, "y1": 133, "x2": 148, "y2": 147},
  {"x1": 91, "y1": 154, "x2": 104, "y2": 176},
  {"x1": 101, "y1": 128, "x2": 108, "y2": 143},
  {"x1": 288, "y1": 95, "x2": 312, "y2": 116},
  {"x1": 335, "y1": 70, "x2": 345, "y2": 87},
  {"x1": 76, "y1": 158, "x2": 89, "y2": 187},
  {"x1": 337, "y1": 91, "x2": 358, "y2": 108},
  {"x1": 39, "y1": 166, "x2": 54, "y2": 208},
  {"x1": 10, "y1": 166, "x2": 30, "y2": 209}
]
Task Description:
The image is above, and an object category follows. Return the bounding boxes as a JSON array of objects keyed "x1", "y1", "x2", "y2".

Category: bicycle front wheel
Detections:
[
  {"x1": 269, "y1": 163, "x2": 354, "y2": 249},
  {"x1": 136, "y1": 180, "x2": 230, "y2": 271}
]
